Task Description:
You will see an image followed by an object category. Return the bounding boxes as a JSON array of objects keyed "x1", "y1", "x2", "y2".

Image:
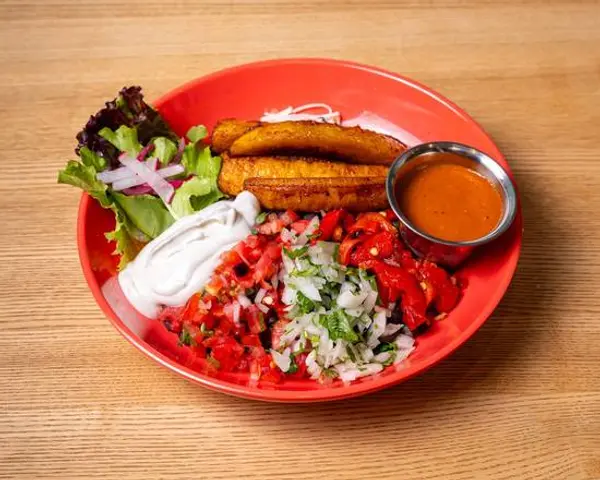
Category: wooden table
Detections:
[{"x1": 1, "y1": 1, "x2": 599, "y2": 478}]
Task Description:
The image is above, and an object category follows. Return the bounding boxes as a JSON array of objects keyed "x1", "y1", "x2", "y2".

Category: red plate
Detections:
[{"x1": 78, "y1": 58, "x2": 522, "y2": 402}]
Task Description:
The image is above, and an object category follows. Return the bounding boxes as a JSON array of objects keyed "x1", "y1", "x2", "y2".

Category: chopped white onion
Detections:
[
  {"x1": 257, "y1": 303, "x2": 269, "y2": 314},
  {"x1": 271, "y1": 348, "x2": 291, "y2": 372},
  {"x1": 237, "y1": 294, "x2": 252, "y2": 309},
  {"x1": 255, "y1": 288, "x2": 267, "y2": 304},
  {"x1": 382, "y1": 323, "x2": 403, "y2": 338},
  {"x1": 337, "y1": 290, "x2": 368, "y2": 309},
  {"x1": 232, "y1": 301, "x2": 241, "y2": 326}
]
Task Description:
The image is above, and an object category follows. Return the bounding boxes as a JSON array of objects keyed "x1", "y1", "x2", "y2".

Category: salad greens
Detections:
[{"x1": 58, "y1": 86, "x2": 225, "y2": 270}]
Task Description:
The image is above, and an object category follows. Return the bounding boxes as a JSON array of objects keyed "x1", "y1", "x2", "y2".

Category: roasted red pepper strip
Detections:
[
  {"x1": 338, "y1": 237, "x2": 364, "y2": 265},
  {"x1": 318, "y1": 209, "x2": 345, "y2": 241},
  {"x1": 418, "y1": 261, "x2": 460, "y2": 313},
  {"x1": 359, "y1": 230, "x2": 401, "y2": 260},
  {"x1": 371, "y1": 261, "x2": 429, "y2": 331},
  {"x1": 347, "y1": 212, "x2": 397, "y2": 235}
]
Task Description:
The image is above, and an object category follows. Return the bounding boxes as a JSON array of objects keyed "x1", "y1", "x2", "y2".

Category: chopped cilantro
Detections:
[
  {"x1": 291, "y1": 265, "x2": 320, "y2": 277},
  {"x1": 375, "y1": 342, "x2": 397, "y2": 354},
  {"x1": 200, "y1": 323, "x2": 214, "y2": 336},
  {"x1": 178, "y1": 329, "x2": 195, "y2": 347},
  {"x1": 283, "y1": 246, "x2": 308, "y2": 259},
  {"x1": 255, "y1": 212, "x2": 268, "y2": 225},
  {"x1": 207, "y1": 356, "x2": 221, "y2": 369},
  {"x1": 287, "y1": 357, "x2": 299, "y2": 374},
  {"x1": 296, "y1": 291, "x2": 317, "y2": 314},
  {"x1": 321, "y1": 309, "x2": 358, "y2": 342}
]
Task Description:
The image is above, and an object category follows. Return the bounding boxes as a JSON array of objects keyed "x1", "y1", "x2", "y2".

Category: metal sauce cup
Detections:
[{"x1": 386, "y1": 142, "x2": 517, "y2": 268}]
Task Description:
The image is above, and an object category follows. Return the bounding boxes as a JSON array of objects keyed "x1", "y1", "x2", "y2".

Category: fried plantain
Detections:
[
  {"x1": 227, "y1": 121, "x2": 405, "y2": 165},
  {"x1": 243, "y1": 177, "x2": 388, "y2": 212},
  {"x1": 211, "y1": 119, "x2": 260, "y2": 154},
  {"x1": 217, "y1": 153, "x2": 388, "y2": 196}
]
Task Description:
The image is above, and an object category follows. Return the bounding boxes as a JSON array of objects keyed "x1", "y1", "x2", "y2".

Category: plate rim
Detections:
[{"x1": 77, "y1": 57, "x2": 523, "y2": 402}]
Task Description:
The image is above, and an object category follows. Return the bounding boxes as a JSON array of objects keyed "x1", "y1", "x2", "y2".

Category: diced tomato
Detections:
[
  {"x1": 205, "y1": 274, "x2": 227, "y2": 296},
  {"x1": 191, "y1": 343, "x2": 207, "y2": 358},
  {"x1": 210, "y1": 336, "x2": 245, "y2": 372},
  {"x1": 254, "y1": 242, "x2": 281, "y2": 282},
  {"x1": 261, "y1": 365, "x2": 285, "y2": 383},
  {"x1": 290, "y1": 219, "x2": 310, "y2": 234},
  {"x1": 245, "y1": 305, "x2": 266, "y2": 334},
  {"x1": 157, "y1": 306, "x2": 184, "y2": 333},
  {"x1": 257, "y1": 217, "x2": 285, "y2": 235},
  {"x1": 280, "y1": 210, "x2": 300, "y2": 226},
  {"x1": 241, "y1": 334, "x2": 262, "y2": 347}
]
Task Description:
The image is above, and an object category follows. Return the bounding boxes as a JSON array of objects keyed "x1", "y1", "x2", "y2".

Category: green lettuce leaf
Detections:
[
  {"x1": 105, "y1": 207, "x2": 147, "y2": 270},
  {"x1": 189, "y1": 189, "x2": 225, "y2": 211},
  {"x1": 152, "y1": 137, "x2": 178, "y2": 166},
  {"x1": 57, "y1": 160, "x2": 111, "y2": 207},
  {"x1": 170, "y1": 176, "x2": 212, "y2": 218},
  {"x1": 79, "y1": 146, "x2": 107, "y2": 171},
  {"x1": 181, "y1": 138, "x2": 225, "y2": 211},
  {"x1": 112, "y1": 191, "x2": 175, "y2": 239},
  {"x1": 99, "y1": 125, "x2": 142, "y2": 157},
  {"x1": 186, "y1": 125, "x2": 208, "y2": 143}
]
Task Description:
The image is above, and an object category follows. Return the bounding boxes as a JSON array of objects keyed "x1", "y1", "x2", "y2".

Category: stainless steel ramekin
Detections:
[{"x1": 386, "y1": 142, "x2": 517, "y2": 268}]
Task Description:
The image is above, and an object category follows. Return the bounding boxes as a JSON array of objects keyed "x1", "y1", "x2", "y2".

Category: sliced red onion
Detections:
[
  {"x1": 121, "y1": 184, "x2": 154, "y2": 196},
  {"x1": 118, "y1": 154, "x2": 175, "y2": 204},
  {"x1": 97, "y1": 158, "x2": 158, "y2": 183},
  {"x1": 137, "y1": 143, "x2": 155, "y2": 161},
  {"x1": 111, "y1": 164, "x2": 185, "y2": 191},
  {"x1": 121, "y1": 179, "x2": 185, "y2": 196}
]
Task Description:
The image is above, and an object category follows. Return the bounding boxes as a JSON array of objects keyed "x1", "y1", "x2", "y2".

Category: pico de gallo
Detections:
[{"x1": 157, "y1": 209, "x2": 461, "y2": 384}]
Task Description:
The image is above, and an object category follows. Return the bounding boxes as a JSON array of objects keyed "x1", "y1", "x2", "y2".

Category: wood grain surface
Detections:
[{"x1": 1, "y1": 1, "x2": 599, "y2": 478}]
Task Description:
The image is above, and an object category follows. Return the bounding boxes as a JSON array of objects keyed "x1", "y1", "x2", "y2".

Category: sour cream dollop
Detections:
[{"x1": 118, "y1": 191, "x2": 260, "y2": 319}]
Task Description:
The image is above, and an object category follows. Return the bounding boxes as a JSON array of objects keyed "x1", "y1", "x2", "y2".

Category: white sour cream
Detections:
[{"x1": 118, "y1": 191, "x2": 260, "y2": 318}]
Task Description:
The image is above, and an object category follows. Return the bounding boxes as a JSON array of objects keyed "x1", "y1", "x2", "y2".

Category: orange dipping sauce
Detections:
[{"x1": 395, "y1": 154, "x2": 504, "y2": 242}]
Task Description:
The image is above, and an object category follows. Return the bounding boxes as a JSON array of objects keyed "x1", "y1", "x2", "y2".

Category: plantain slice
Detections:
[
  {"x1": 217, "y1": 153, "x2": 388, "y2": 196},
  {"x1": 211, "y1": 119, "x2": 260, "y2": 154},
  {"x1": 243, "y1": 177, "x2": 388, "y2": 212},
  {"x1": 227, "y1": 120, "x2": 405, "y2": 165}
]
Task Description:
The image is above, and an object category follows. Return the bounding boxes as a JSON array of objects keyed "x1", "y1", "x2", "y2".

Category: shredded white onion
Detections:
[
  {"x1": 341, "y1": 111, "x2": 421, "y2": 146},
  {"x1": 261, "y1": 103, "x2": 341, "y2": 124}
]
